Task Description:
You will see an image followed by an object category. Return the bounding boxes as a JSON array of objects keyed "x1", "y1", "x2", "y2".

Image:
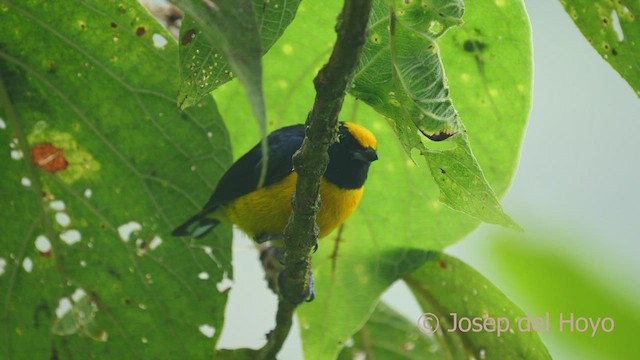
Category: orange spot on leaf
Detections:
[{"x1": 31, "y1": 143, "x2": 68, "y2": 172}]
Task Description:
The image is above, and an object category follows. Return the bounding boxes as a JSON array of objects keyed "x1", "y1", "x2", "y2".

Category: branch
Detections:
[{"x1": 257, "y1": 0, "x2": 373, "y2": 357}]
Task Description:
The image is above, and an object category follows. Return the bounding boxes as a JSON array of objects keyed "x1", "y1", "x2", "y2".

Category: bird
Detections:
[{"x1": 172, "y1": 121, "x2": 378, "y2": 243}]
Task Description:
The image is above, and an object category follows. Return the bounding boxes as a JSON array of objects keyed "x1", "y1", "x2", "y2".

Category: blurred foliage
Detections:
[{"x1": 482, "y1": 232, "x2": 640, "y2": 359}]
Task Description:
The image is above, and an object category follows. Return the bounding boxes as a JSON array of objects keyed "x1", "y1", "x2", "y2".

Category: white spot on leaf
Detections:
[
  {"x1": 71, "y1": 288, "x2": 87, "y2": 302},
  {"x1": 60, "y1": 229, "x2": 81, "y2": 245},
  {"x1": 21, "y1": 177, "x2": 31, "y2": 187},
  {"x1": 612, "y1": 10, "x2": 624, "y2": 41},
  {"x1": 35, "y1": 235, "x2": 52, "y2": 253},
  {"x1": 198, "y1": 324, "x2": 216, "y2": 338},
  {"x1": 55, "y1": 297, "x2": 73, "y2": 318},
  {"x1": 198, "y1": 271, "x2": 209, "y2": 280},
  {"x1": 55, "y1": 212, "x2": 71, "y2": 227},
  {"x1": 50, "y1": 200, "x2": 66, "y2": 211},
  {"x1": 10, "y1": 150, "x2": 23, "y2": 160},
  {"x1": 152, "y1": 33, "x2": 168, "y2": 48},
  {"x1": 216, "y1": 271, "x2": 233, "y2": 292},
  {"x1": 0, "y1": 257, "x2": 6, "y2": 276},
  {"x1": 149, "y1": 236, "x2": 162, "y2": 250},
  {"x1": 353, "y1": 351, "x2": 366, "y2": 360},
  {"x1": 22, "y1": 257, "x2": 33, "y2": 273},
  {"x1": 0, "y1": 117, "x2": 6, "y2": 129},
  {"x1": 118, "y1": 221, "x2": 141, "y2": 242},
  {"x1": 345, "y1": 337, "x2": 354, "y2": 347},
  {"x1": 84, "y1": 188, "x2": 92, "y2": 198}
]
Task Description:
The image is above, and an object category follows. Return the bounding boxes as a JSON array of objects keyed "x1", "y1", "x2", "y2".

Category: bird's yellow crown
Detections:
[{"x1": 344, "y1": 122, "x2": 377, "y2": 149}]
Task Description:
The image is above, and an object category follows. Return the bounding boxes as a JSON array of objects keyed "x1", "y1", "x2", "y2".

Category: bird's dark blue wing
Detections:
[{"x1": 202, "y1": 124, "x2": 305, "y2": 211}]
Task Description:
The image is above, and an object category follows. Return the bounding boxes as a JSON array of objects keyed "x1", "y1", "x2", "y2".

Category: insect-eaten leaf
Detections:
[
  {"x1": 350, "y1": 0, "x2": 518, "y2": 228},
  {"x1": 559, "y1": 0, "x2": 640, "y2": 96},
  {"x1": 175, "y1": 0, "x2": 301, "y2": 110}
]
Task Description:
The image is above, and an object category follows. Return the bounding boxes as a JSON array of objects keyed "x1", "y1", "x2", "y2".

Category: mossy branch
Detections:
[{"x1": 256, "y1": 0, "x2": 373, "y2": 357}]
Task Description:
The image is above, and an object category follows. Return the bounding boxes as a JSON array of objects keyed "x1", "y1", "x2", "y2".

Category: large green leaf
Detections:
[
  {"x1": 213, "y1": 0, "x2": 531, "y2": 358},
  {"x1": 350, "y1": 0, "x2": 519, "y2": 229},
  {"x1": 336, "y1": 256, "x2": 551, "y2": 360},
  {"x1": 177, "y1": 0, "x2": 301, "y2": 110},
  {"x1": 402, "y1": 252, "x2": 551, "y2": 359},
  {"x1": 336, "y1": 256, "x2": 551, "y2": 359},
  {"x1": 0, "y1": 0, "x2": 232, "y2": 358},
  {"x1": 559, "y1": 0, "x2": 640, "y2": 95}
]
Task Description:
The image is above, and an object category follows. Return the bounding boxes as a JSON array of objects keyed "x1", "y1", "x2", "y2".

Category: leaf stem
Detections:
[{"x1": 256, "y1": 0, "x2": 373, "y2": 357}]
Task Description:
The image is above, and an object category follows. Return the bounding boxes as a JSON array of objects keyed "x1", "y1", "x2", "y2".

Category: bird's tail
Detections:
[{"x1": 171, "y1": 213, "x2": 220, "y2": 239}]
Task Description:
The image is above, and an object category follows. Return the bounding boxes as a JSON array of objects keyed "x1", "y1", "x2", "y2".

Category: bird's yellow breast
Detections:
[{"x1": 221, "y1": 172, "x2": 364, "y2": 239}]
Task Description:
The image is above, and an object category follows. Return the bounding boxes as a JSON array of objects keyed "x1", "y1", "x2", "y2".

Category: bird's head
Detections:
[
  {"x1": 325, "y1": 122, "x2": 378, "y2": 189},
  {"x1": 341, "y1": 122, "x2": 378, "y2": 163}
]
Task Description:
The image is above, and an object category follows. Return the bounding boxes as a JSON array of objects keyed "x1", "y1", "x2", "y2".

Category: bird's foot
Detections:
[{"x1": 278, "y1": 266, "x2": 316, "y2": 303}]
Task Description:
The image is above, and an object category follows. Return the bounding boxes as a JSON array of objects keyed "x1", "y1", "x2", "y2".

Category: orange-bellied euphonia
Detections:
[{"x1": 172, "y1": 121, "x2": 378, "y2": 242}]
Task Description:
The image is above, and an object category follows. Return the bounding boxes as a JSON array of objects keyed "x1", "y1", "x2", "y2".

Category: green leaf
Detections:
[
  {"x1": 425, "y1": 135, "x2": 521, "y2": 230},
  {"x1": 0, "y1": 0, "x2": 232, "y2": 358},
  {"x1": 403, "y1": 252, "x2": 551, "y2": 359},
  {"x1": 169, "y1": 0, "x2": 268, "y2": 183},
  {"x1": 350, "y1": 0, "x2": 518, "y2": 229},
  {"x1": 352, "y1": 0, "x2": 465, "y2": 139},
  {"x1": 336, "y1": 302, "x2": 440, "y2": 359},
  {"x1": 214, "y1": 0, "x2": 531, "y2": 357},
  {"x1": 559, "y1": 0, "x2": 640, "y2": 96},
  {"x1": 177, "y1": 0, "x2": 301, "y2": 109}
]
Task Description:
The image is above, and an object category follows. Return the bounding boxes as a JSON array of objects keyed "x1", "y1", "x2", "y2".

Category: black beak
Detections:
[{"x1": 353, "y1": 147, "x2": 378, "y2": 163}]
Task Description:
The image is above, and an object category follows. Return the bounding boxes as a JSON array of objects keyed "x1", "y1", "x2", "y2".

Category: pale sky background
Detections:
[{"x1": 217, "y1": 0, "x2": 640, "y2": 358}]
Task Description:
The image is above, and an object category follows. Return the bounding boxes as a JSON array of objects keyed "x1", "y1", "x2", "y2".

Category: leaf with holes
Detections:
[
  {"x1": 213, "y1": 0, "x2": 532, "y2": 357},
  {"x1": 559, "y1": 0, "x2": 640, "y2": 95},
  {"x1": 350, "y1": 0, "x2": 519, "y2": 228},
  {"x1": 0, "y1": 0, "x2": 232, "y2": 358},
  {"x1": 403, "y1": 252, "x2": 551, "y2": 359},
  {"x1": 177, "y1": 0, "x2": 301, "y2": 110},
  {"x1": 336, "y1": 302, "x2": 438, "y2": 359},
  {"x1": 169, "y1": 0, "x2": 268, "y2": 184}
]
